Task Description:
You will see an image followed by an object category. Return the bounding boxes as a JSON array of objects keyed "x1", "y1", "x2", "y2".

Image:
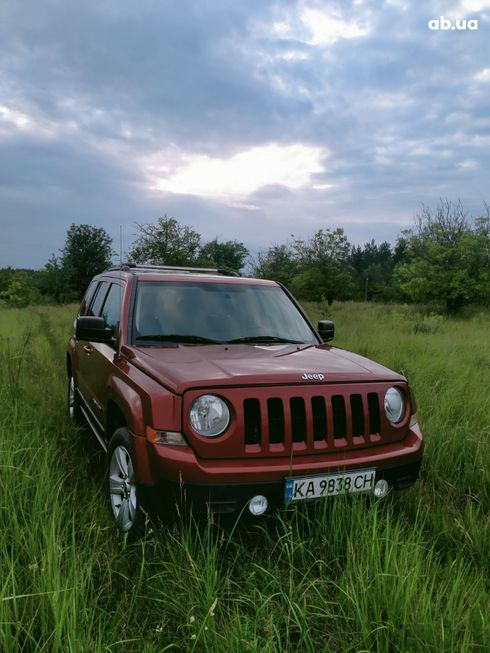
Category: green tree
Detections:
[
  {"x1": 350, "y1": 240, "x2": 396, "y2": 301},
  {"x1": 291, "y1": 228, "x2": 354, "y2": 303},
  {"x1": 0, "y1": 271, "x2": 40, "y2": 307},
  {"x1": 253, "y1": 244, "x2": 298, "y2": 286},
  {"x1": 130, "y1": 216, "x2": 201, "y2": 266},
  {"x1": 198, "y1": 238, "x2": 249, "y2": 272},
  {"x1": 61, "y1": 224, "x2": 113, "y2": 300},
  {"x1": 394, "y1": 200, "x2": 490, "y2": 312},
  {"x1": 36, "y1": 255, "x2": 73, "y2": 303},
  {"x1": 0, "y1": 267, "x2": 15, "y2": 294}
]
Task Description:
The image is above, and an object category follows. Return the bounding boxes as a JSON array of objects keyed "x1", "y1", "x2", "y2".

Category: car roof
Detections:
[{"x1": 98, "y1": 265, "x2": 278, "y2": 286}]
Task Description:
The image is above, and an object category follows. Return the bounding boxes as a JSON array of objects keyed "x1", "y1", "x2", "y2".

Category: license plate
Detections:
[{"x1": 284, "y1": 468, "x2": 376, "y2": 502}]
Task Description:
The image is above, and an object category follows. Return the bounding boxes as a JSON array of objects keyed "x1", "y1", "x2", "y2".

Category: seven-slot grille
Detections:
[{"x1": 243, "y1": 389, "x2": 382, "y2": 453}]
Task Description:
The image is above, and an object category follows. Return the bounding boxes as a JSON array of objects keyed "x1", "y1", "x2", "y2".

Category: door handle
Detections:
[{"x1": 83, "y1": 345, "x2": 94, "y2": 354}]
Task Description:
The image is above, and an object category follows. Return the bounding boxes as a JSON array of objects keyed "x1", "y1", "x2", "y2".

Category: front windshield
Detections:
[{"x1": 132, "y1": 281, "x2": 317, "y2": 345}]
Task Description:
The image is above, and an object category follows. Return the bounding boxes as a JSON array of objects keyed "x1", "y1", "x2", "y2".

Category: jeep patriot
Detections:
[{"x1": 67, "y1": 264, "x2": 424, "y2": 533}]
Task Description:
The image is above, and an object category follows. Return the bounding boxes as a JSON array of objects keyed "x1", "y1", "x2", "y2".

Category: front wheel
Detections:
[
  {"x1": 106, "y1": 428, "x2": 146, "y2": 536},
  {"x1": 68, "y1": 373, "x2": 83, "y2": 424}
]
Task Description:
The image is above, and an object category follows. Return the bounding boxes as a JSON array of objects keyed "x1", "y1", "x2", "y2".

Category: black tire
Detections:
[
  {"x1": 106, "y1": 428, "x2": 146, "y2": 537},
  {"x1": 68, "y1": 373, "x2": 83, "y2": 424}
]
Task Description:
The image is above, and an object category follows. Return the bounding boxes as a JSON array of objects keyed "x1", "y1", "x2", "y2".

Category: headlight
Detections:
[
  {"x1": 189, "y1": 394, "x2": 230, "y2": 437},
  {"x1": 384, "y1": 387, "x2": 405, "y2": 423}
]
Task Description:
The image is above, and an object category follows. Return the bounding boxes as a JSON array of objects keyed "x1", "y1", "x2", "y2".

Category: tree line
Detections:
[{"x1": 1, "y1": 200, "x2": 489, "y2": 313}]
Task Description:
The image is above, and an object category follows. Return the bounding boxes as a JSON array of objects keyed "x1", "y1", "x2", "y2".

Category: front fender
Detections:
[
  {"x1": 106, "y1": 374, "x2": 183, "y2": 486},
  {"x1": 108, "y1": 376, "x2": 146, "y2": 435}
]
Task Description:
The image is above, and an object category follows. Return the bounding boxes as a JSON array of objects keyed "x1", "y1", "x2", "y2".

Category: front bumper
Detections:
[
  {"x1": 132, "y1": 423, "x2": 424, "y2": 514},
  {"x1": 153, "y1": 459, "x2": 422, "y2": 515}
]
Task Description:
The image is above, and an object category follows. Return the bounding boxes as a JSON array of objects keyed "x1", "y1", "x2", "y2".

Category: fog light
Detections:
[
  {"x1": 248, "y1": 495, "x2": 268, "y2": 516},
  {"x1": 373, "y1": 479, "x2": 390, "y2": 499}
]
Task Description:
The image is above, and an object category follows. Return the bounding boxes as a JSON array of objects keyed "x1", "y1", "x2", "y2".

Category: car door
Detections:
[
  {"x1": 80, "y1": 282, "x2": 124, "y2": 435},
  {"x1": 75, "y1": 280, "x2": 110, "y2": 421}
]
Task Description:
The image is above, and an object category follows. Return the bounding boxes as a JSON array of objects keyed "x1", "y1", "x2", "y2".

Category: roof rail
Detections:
[{"x1": 106, "y1": 263, "x2": 240, "y2": 277}]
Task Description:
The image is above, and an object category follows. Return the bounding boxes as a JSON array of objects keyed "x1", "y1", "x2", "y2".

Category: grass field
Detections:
[{"x1": 0, "y1": 302, "x2": 488, "y2": 652}]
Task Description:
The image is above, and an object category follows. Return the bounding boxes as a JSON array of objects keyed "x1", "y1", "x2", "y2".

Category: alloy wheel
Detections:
[{"x1": 109, "y1": 445, "x2": 137, "y2": 532}]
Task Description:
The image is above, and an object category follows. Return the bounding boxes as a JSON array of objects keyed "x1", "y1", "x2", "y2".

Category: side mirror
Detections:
[
  {"x1": 75, "y1": 316, "x2": 113, "y2": 343},
  {"x1": 317, "y1": 320, "x2": 334, "y2": 342}
]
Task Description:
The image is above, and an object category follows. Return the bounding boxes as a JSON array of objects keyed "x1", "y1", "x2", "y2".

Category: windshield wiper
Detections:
[
  {"x1": 135, "y1": 334, "x2": 222, "y2": 344},
  {"x1": 225, "y1": 335, "x2": 304, "y2": 345}
]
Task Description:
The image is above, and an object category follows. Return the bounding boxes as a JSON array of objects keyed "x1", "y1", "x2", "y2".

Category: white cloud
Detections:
[
  {"x1": 0, "y1": 102, "x2": 82, "y2": 142},
  {"x1": 0, "y1": 104, "x2": 31, "y2": 129},
  {"x1": 471, "y1": 134, "x2": 490, "y2": 147},
  {"x1": 385, "y1": 0, "x2": 409, "y2": 10},
  {"x1": 300, "y1": 6, "x2": 371, "y2": 45},
  {"x1": 229, "y1": 201, "x2": 261, "y2": 211},
  {"x1": 312, "y1": 183, "x2": 335, "y2": 190},
  {"x1": 272, "y1": 21, "x2": 291, "y2": 36},
  {"x1": 366, "y1": 91, "x2": 415, "y2": 110},
  {"x1": 280, "y1": 50, "x2": 309, "y2": 62},
  {"x1": 474, "y1": 68, "x2": 490, "y2": 82},
  {"x1": 0, "y1": 103, "x2": 58, "y2": 139},
  {"x1": 267, "y1": 3, "x2": 371, "y2": 47},
  {"x1": 267, "y1": 73, "x2": 313, "y2": 100},
  {"x1": 456, "y1": 159, "x2": 478, "y2": 168},
  {"x1": 459, "y1": 0, "x2": 490, "y2": 11},
  {"x1": 147, "y1": 143, "x2": 327, "y2": 199}
]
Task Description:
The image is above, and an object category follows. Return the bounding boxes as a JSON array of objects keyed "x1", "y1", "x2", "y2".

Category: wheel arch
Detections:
[
  {"x1": 106, "y1": 400, "x2": 128, "y2": 436},
  {"x1": 105, "y1": 383, "x2": 154, "y2": 486}
]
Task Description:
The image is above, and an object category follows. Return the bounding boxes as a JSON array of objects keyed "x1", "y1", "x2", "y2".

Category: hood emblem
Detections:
[{"x1": 302, "y1": 373, "x2": 325, "y2": 381}]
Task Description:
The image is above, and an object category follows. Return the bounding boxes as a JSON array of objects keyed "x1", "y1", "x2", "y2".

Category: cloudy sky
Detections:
[{"x1": 1, "y1": 0, "x2": 489, "y2": 269}]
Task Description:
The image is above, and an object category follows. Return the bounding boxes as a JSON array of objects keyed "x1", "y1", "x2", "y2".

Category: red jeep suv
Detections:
[{"x1": 67, "y1": 264, "x2": 423, "y2": 533}]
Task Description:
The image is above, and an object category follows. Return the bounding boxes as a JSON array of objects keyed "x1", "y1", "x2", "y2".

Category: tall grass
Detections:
[{"x1": 0, "y1": 302, "x2": 488, "y2": 651}]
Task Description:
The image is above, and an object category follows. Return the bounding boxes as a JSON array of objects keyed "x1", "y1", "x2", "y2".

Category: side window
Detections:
[
  {"x1": 101, "y1": 283, "x2": 122, "y2": 333},
  {"x1": 78, "y1": 280, "x2": 98, "y2": 316},
  {"x1": 88, "y1": 281, "x2": 109, "y2": 317}
]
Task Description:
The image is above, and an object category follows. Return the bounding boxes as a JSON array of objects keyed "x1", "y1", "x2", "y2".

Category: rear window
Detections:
[
  {"x1": 78, "y1": 280, "x2": 98, "y2": 316},
  {"x1": 101, "y1": 283, "x2": 122, "y2": 332},
  {"x1": 88, "y1": 281, "x2": 109, "y2": 317}
]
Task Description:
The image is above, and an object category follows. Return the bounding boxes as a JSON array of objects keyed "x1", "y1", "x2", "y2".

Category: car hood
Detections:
[{"x1": 122, "y1": 343, "x2": 404, "y2": 394}]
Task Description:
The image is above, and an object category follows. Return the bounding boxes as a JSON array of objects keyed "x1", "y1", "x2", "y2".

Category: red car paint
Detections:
[{"x1": 67, "y1": 266, "x2": 423, "y2": 516}]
